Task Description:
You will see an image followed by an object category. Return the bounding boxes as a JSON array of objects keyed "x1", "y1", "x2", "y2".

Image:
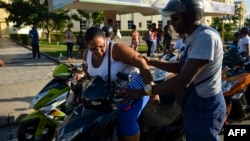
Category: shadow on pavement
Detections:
[
  {"x1": 0, "y1": 114, "x2": 15, "y2": 128},
  {"x1": 0, "y1": 96, "x2": 33, "y2": 104},
  {"x1": 0, "y1": 113, "x2": 28, "y2": 128}
]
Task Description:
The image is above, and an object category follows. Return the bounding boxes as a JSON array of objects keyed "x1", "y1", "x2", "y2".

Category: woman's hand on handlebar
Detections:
[{"x1": 116, "y1": 88, "x2": 145, "y2": 103}]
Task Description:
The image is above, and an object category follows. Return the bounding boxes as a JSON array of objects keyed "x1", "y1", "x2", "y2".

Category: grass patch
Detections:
[
  {"x1": 39, "y1": 42, "x2": 148, "y2": 58},
  {"x1": 40, "y1": 42, "x2": 78, "y2": 57}
]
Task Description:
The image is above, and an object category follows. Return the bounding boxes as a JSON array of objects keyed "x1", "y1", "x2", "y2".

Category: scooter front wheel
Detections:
[{"x1": 17, "y1": 118, "x2": 56, "y2": 141}]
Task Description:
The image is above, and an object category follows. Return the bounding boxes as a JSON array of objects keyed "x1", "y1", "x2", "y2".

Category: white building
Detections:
[
  {"x1": 72, "y1": 13, "x2": 167, "y2": 32},
  {"x1": 2, "y1": 0, "x2": 238, "y2": 35},
  {"x1": 70, "y1": 0, "x2": 236, "y2": 32},
  {"x1": 115, "y1": 13, "x2": 166, "y2": 30}
]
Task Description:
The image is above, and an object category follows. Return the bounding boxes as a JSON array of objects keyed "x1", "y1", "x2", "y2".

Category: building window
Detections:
[
  {"x1": 116, "y1": 21, "x2": 121, "y2": 29},
  {"x1": 80, "y1": 20, "x2": 87, "y2": 30},
  {"x1": 128, "y1": 20, "x2": 134, "y2": 29},
  {"x1": 95, "y1": 24, "x2": 100, "y2": 28},
  {"x1": 146, "y1": 20, "x2": 152, "y2": 27},
  {"x1": 139, "y1": 22, "x2": 142, "y2": 28},
  {"x1": 158, "y1": 20, "x2": 163, "y2": 29}
]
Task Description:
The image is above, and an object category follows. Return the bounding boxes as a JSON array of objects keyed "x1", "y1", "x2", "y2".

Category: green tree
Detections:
[
  {"x1": 231, "y1": 4, "x2": 242, "y2": 30},
  {"x1": 0, "y1": 0, "x2": 104, "y2": 43},
  {"x1": 71, "y1": 10, "x2": 104, "y2": 29},
  {"x1": 0, "y1": 0, "x2": 71, "y2": 43},
  {"x1": 245, "y1": 18, "x2": 250, "y2": 27},
  {"x1": 92, "y1": 11, "x2": 104, "y2": 25},
  {"x1": 211, "y1": 4, "x2": 243, "y2": 35}
]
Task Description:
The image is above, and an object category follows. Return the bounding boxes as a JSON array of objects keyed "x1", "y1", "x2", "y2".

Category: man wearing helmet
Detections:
[
  {"x1": 238, "y1": 27, "x2": 250, "y2": 60},
  {"x1": 231, "y1": 31, "x2": 240, "y2": 48},
  {"x1": 102, "y1": 25, "x2": 114, "y2": 41},
  {"x1": 122, "y1": 0, "x2": 226, "y2": 140}
]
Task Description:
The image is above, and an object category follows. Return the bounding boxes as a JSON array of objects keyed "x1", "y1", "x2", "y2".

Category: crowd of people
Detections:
[
  {"x1": 3, "y1": 0, "x2": 247, "y2": 140},
  {"x1": 142, "y1": 22, "x2": 172, "y2": 57},
  {"x1": 25, "y1": 0, "x2": 250, "y2": 140},
  {"x1": 62, "y1": 18, "x2": 176, "y2": 60},
  {"x1": 65, "y1": 0, "x2": 233, "y2": 141}
]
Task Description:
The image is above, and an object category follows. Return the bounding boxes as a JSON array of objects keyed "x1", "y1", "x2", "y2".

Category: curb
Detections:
[{"x1": 14, "y1": 41, "x2": 60, "y2": 64}]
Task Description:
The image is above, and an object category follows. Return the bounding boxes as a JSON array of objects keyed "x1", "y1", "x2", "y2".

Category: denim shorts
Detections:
[
  {"x1": 115, "y1": 74, "x2": 149, "y2": 137},
  {"x1": 182, "y1": 88, "x2": 226, "y2": 141}
]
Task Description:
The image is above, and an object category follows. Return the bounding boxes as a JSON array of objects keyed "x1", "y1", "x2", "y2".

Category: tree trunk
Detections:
[{"x1": 46, "y1": 28, "x2": 52, "y2": 43}]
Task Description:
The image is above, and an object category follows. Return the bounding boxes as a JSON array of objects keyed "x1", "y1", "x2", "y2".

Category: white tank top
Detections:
[{"x1": 87, "y1": 41, "x2": 139, "y2": 81}]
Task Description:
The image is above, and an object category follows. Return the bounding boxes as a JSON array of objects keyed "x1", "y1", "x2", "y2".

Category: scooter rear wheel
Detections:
[
  {"x1": 17, "y1": 119, "x2": 39, "y2": 141},
  {"x1": 17, "y1": 118, "x2": 56, "y2": 141}
]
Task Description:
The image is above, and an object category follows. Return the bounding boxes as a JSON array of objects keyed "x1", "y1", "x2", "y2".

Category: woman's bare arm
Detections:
[
  {"x1": 82, "y1": 49, "x2": 88, "y2": 61},
  {"x1": 112, "y1": 43, "x2": 154, "y2": 85}
]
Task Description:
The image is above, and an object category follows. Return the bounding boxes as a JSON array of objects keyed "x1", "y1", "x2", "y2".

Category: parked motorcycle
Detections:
[
  {"x1": 221, "y1": 66, "x2": 250, "y2": 126},
  {"x1": 222, "y1": 47, "x2": 250, "y2": 77},
  {"x1": 17, "y1": 63, "x2": 85, "y2": 141},
  {"x1": 55, "y1": 70, "x2": 184, "y2": 141},
  {"x1": 153, "y1": 53, "x2": 177, "y2": 83}
]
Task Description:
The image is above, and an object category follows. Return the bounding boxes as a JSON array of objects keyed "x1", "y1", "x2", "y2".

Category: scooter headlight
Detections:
[
  {"x1": 222, "y1": 80, "x2": 238, "y2": 93},
  {"x1": 30, "y1": 90, "x2": 49, "y2": 108}
]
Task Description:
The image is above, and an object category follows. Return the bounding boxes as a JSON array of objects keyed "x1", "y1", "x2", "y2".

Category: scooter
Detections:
[
  {"x1": 221, "y1": 65, "x2": 250, "y2": 125},
  {"x1": 153, "y1": 53, "x2": 177, "y2": 83},
  {"x1": 55, "y1": 71, "x2": 184, "y2": 141},
  {"x1": 222, "y1": 48, "x2": 249, "y2": 77},
  {"x1": 17, "y1": 63, "x2": 85, "y2": 141}
]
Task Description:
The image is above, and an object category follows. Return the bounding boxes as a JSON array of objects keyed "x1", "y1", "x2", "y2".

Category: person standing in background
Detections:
[
  {"x1": 65, "y1": 23, "x2": 75, "y2": 60},
  {"x1": 130, "y1": 24, "x2": 140, "y2": 51},
  {"x1": 107, "y1": 19, "x2": 117, "y2": 41},
  {"x1": 102, "y1": 25, "x2": 114, "y2": 42},
  {"x1": 76, "y1": 31, "x2": 86, "y2": 59},
  {"x1": 156, "y1": 27, "x2": 163, "y2": 53},
  {"x1": 238, "y1": 27, "x2": 250, "y2": 61},
  {"x1": 29, "y1": 25, "x2": 40, "y2": 59},
  {"x1": 150, "y1": 23, "x2": 157, "y2": 57},
  {"x1": 160, "y1": 33, "x2": 187, "y2": 60},
  {"x1": 144, "y1": 25, "x2": 153, "y2": 57},
  {"x1": 163, "y1": 20, "x2": 172, "y2": 53},
  {"x1": 231, "y1": 31, "x2": 240, "y2": 49}
]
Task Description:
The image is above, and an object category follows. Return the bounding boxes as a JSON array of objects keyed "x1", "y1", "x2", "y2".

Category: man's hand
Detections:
[
  {"x1": 138, "y1": 54, "x2": 150, "y2": 65},
  {"x1": 150, "y1": 95, "x2": 160, "y2": 112},
  {"x1": 121, "y1": 88, "x2": 145, "y2": 103}
]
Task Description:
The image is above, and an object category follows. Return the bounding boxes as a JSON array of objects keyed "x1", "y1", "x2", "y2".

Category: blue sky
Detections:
[{"x1": 235, "y1": 0, "x2": 250, "y2": 15}]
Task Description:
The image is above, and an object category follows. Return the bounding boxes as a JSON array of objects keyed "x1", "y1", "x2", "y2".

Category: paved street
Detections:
[{"x1": 0, "y1": 38, "x2": 58, "y2": 140}]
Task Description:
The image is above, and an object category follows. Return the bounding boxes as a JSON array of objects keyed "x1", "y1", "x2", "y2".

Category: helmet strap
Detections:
[{"x1": 182, "y1": 13, "x2": 200, "y2": 34}]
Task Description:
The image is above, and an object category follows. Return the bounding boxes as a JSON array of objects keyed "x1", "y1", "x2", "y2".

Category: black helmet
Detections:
[
  {"x1": 234, "y1": 31, "x2": 240, "y2": 38},
  {"x1": 160, "y1": 0, "x2": 204, "y2": 20},
  {"x1": 101, "y1": 25, "x2": 113, "y2": 37},
  {"x1": 240, "y1": 27, "x2": 249, "y2": 35}
]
